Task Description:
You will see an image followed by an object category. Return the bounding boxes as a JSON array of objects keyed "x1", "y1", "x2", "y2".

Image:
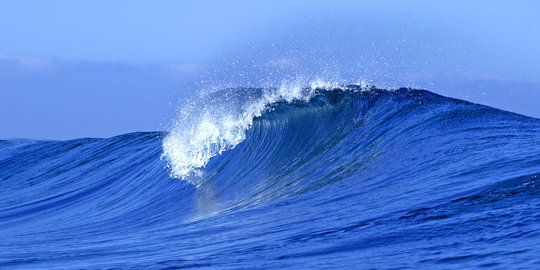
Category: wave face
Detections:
[{"x1": 1, "y1": 85, "x2": 540, "y2": 269}]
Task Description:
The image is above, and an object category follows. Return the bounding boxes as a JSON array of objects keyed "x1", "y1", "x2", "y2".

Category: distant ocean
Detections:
[{"x1": 1, "y1": 84, "x2": 539, "y2": 269}]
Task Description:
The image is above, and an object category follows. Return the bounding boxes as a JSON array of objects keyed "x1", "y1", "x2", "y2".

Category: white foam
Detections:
[{"x1": 161, "y1": 79, "x2": 367, "y2": 185}]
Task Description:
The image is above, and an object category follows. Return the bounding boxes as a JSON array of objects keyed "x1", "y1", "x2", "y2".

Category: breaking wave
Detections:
[{"x1": 1, "y1": 83, "x2": 540, "y2": 269}]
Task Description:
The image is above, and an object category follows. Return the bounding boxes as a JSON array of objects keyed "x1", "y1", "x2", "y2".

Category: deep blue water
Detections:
[{"x1": 1, "y1": 85, "x2": 539, "y2": 269}]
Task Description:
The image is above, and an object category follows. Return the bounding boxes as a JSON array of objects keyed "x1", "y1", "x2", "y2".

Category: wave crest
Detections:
[{"x1": 161, "y1": 80, "x2": 359, "y2": 185}]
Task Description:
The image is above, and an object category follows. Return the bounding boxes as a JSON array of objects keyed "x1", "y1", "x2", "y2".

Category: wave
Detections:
[
  {"x1": 1, "y1": 84, "x2": 540, "y2": 269},
  {"x1": 162, "y1": 80, "x2": 346, "y2": 183}
]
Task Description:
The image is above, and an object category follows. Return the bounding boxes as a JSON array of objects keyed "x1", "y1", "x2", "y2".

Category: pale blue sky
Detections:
[{"x1": 1, "y1": 0, "x2": 539, "y2": 139}]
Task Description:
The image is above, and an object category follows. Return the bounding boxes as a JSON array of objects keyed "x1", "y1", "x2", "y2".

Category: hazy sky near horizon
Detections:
[{"x1": 1, "y1": 0, "x2": 539, "y2": 139}]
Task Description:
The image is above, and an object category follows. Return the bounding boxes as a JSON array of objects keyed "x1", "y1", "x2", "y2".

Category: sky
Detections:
[{"x1": 1, "y1": 0, "x2": 539, "y2": 139}]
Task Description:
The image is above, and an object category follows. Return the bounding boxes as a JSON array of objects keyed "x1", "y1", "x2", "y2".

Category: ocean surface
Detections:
[{"x1": 1, "y1": 84, "x2": 539, "y2": 269}]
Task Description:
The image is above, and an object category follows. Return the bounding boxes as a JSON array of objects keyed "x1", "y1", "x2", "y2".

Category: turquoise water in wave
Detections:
[{"x1": 1, "y1": 86, "x2": 539, "y2": 269}]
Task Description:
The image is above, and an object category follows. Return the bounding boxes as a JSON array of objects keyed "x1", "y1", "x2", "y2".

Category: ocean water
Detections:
[{"x1": 1, "y1": 85, "x2": 539, "y2": 269}]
